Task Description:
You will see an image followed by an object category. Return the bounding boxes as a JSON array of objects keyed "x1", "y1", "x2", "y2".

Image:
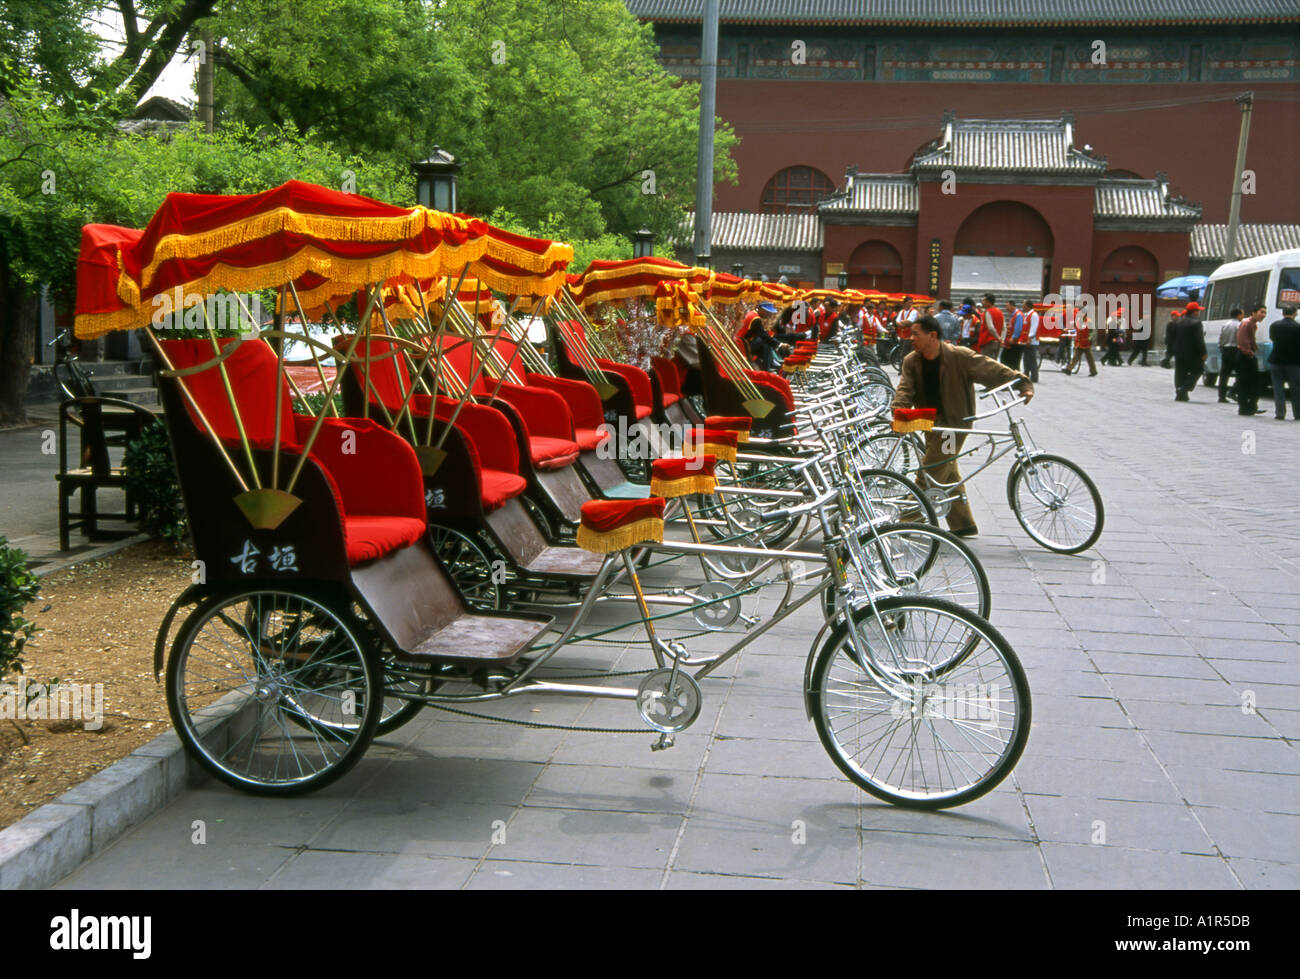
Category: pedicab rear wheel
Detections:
[{"x1": 165, "y1": 590, "x2": 381, "y2": 795}]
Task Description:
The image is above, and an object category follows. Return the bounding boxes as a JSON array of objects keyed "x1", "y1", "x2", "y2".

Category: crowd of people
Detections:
[
  {"x1": 1165, "y1": 301, "x2": 1300, "y2": 419},
  {"x1": 725, "y1": 288, "x2": 1297, "y2": 550},
  {"x1": 734, "y1": 290, "x2": 1299, "y2": 423}
]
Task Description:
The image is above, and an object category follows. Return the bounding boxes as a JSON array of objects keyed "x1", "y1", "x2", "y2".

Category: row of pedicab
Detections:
[{"x1": 72, "y1": 180, "x2": 1102, "y2": 809}]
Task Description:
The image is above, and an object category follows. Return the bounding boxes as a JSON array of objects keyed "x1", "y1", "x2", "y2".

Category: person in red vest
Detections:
[
  {"x1": 820, "y1": 298, "x2": 842, "y2": 340},
  {"x1": 977, "y1": 294, "x2": 1003, "y2": 358},
  {"x1": 894, "y1": 297, "x2": 917, "y2": 360},
  {"x1": 860, "y1": 302, "x2": 880, "y2": 347},
  {"x1": 738, "y1": 301, "x2": 779, "y2": 365},
  {"x1": 1064, "y1": 308, "x2": 1098, "y2": 376}
]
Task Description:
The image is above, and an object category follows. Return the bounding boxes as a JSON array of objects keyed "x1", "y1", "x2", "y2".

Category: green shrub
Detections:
[
  {"x1": 124, "y1": 422, "x2": 189, "y2": 544},
  {"x1": 292, "y1": 391, "x2": 344, "y2": 416},
  {"x1": 0, "y1": 536, "x2": 41, "y2": 682}
]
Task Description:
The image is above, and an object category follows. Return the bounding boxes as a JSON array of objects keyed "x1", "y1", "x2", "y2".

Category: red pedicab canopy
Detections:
[
  {"x1": 71, "y1": 180, "x2": 576, "y2": 529},
  {"x1": 568, "y1": 257, "x2": 712, "y2": 308},
  {"x1": 74, "y1": 180, "x2": 574, "y2": 339},
  {"x1": 73, "y1": 180, "x2": 501, "y2": 339}
]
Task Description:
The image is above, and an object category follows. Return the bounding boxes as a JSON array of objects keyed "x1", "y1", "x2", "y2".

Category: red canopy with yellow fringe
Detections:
[
  {"x1": 73, "y1": 181, "x2": 575, "y2": 340},
  {"x1": 569, "y1": 257, "x2": 712, "y2": 308},
  {"x1": 74, "y1": 180, "x2": 495, "y2": 339},
  {"x1": 705, "y1": 272, "x2": 761, "y2": 306}
]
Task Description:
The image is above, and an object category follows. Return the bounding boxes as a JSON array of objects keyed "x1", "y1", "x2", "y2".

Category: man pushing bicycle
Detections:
[{"x1": 891, "y1": 316, "x2": 1034, "y2": 538}]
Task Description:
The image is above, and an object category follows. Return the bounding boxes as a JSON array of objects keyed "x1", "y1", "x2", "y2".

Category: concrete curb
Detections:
[
  {"x1": 0, "y1": 726, "x2": 202, "y2": 889},
  {"x1": 32, "y1": 533, "x2": 151, "y2": 579},
  {"x1": 2, "y1": 535, "x2": 227, "y2": 888},
  {"x1": 0, "y1": 682, "x2": 267, "y2": 888}
]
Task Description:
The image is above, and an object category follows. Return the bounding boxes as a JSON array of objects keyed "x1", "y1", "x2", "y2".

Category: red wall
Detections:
[
  {"x1": 914, "y1": 183, "x2": 1095, "y2": 296},
  {"x1": 824, "y1": 223, "x2": 916, "y2": 289},
  {"x1": 1090, "y1": 231, "x2": 1192, "y2": 300},
  {"x1": 714, "y1": 80, "x2": 1300, "y2": 223}
]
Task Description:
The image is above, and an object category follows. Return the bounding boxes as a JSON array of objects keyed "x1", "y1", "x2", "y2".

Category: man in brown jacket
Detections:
[{"x1": 891, "y1": 316, "x2": 1034, "y2": 536}]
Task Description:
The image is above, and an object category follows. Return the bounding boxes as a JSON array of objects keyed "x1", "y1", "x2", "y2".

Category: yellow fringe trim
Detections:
[
  {"x1": 686, "y1": 442, "x2": 736, "y2": 464},
  {"x1": 576, "y1": 516, "x2": 664, "y2": 553},
  {"x1": 649, "y1": 473, "x2": 717, "y2": 498},
  {"x1": 475, "y1": 265, "x2": 569, "y2": 299},
  {"x1": 574, "y1": 282, "x2": 660, "y2": 306},
  {"x1": 78, "y1": 241, "x2": 491, "y2": 338},
  {"x1": 477, "y1": 228, "x2": 574, "y2": 275},
  {"x1": 782, "y1": 362, "x2": 809, "y2": 373},
  {"x1": 74, "y1": 304, "x2": 146, "y2": 341},
  {"x1": 892, "y1": 418, "x2": 934, "y2": 433},
  {"x1": 139, "y1": 206, "x2": 449, "y2": 292}
]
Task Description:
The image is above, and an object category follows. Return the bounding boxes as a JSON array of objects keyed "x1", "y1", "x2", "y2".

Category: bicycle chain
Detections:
[{"x1": 425, "y1": 702, "x2": 647, "y2": 734}]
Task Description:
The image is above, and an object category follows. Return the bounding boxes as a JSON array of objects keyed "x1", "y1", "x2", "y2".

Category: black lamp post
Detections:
[
  {"x1": 413, "y1": 147, "x2": 461, "y2": 213},
  {"x1": 731, "y1": 262, "x2": 745, "y2": 277},
  {"x1": 633, "y1": 227, "x2": 655, "y2": 259},
  {"x1": 837, "y1": 270, "x2": 849, "y2": 290}
]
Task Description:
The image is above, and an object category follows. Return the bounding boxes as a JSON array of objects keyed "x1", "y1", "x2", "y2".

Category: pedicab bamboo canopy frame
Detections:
[
  {"x1": 73, "y1": 179, "x2": 574, "y2": 530},
  {"x1": 568, "y1": 257, "x2": 775, "y2": 419}
]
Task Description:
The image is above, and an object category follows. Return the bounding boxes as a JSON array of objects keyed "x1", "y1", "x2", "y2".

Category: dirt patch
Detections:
[{"x1": 1, "y1": 540, "x2": 193, "y2": 831}]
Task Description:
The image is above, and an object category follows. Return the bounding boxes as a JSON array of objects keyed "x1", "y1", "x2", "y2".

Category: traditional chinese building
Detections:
[
  {"x1": 679, "y1": 113, "x2": 1216, "y2": 310},
  {"x1": 640, "y1": 0, "x2": 1299, "y2": 310}
]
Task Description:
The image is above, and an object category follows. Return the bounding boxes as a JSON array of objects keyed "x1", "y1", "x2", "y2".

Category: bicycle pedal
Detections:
[{"x1": 651, "y1": 733, "x2": 676, "y2": 751}]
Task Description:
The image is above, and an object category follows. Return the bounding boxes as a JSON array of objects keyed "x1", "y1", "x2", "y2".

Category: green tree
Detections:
[
  {"x1": 0, "y1": 77, "x2": 408, "y2": 422},
  {"x1": 0, "y1": 1, "x2": 218, "y2": 111},
  {"x1": 213, "y1": 0, "x2": 737, "y2": 245}
]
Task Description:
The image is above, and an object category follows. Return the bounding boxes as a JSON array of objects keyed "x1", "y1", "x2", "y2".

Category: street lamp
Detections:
[
  {"x1": 837, "y1": 270, "x2": 848, "y2": 290},
  {"x1": 731, "y1": 262, "x2": 745, "y2": 277},
  {"x1": 413, "y1": 146, "x2": 461, "y2": 213},
  {"x1": 633, "y1": 228, "x2": 655, "y2": 259}
]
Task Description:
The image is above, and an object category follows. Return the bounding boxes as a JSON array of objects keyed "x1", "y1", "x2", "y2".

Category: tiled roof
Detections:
[
  {"x1": 680, "y1": 211, "x2": 824, "y2": 251},
  {"x1": 1191, "y1": 224, "x2": 1300, "y2": 260},
  {"x1": 626, "y1": 1, "x2": 1300, "y2": 25},
  {"x1": 1094, "y1": 178, "x2": 1201, "y2": 222},
  {"x1": 912, "y1": 116, "x2": 1105, "y2": 173},
  {"x1": 820, "y1": 173, "x2": 919, "y2": 215}
]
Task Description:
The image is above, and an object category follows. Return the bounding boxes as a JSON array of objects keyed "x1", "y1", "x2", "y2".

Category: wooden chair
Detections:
[{"x1": 56, "y1": 396, "x2": 157, "y2": 550}]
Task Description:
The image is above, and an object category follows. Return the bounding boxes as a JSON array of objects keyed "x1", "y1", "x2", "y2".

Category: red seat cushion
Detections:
[
  {"x1": 573, "y1": 427, "x2": 609, "y2": 453},
  {"x1": 705, "y1": 415, "x2": 752, "y2": 442},
  {"x1": 343, "y1": 516, "x2": 427, "y2": 566},
  {"x1": 892, "y1": 407, "x2": 936, "y2": 433},
  {"x1": 577, "y1": 496, "x2": 666, "y2": 552},
  {"x1": 480, "y1": 469, "x2": 528, "y2": 510},
  {"x1": 650, "y1": 455, "x2": 717, "y2": 498},
  {"x1": 529, "y1": 435, "x2": 582, "y2": 471}
]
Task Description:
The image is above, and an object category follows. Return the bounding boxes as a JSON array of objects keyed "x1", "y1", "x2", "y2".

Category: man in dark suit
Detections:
[{"x1": 1170, "y1": 301, "x2": 1208, "y2": 401}]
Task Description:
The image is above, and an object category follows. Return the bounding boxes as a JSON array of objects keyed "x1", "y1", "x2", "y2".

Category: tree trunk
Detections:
[{"x1": 0, "y1": 268, "x2": 38, "y2": 426}]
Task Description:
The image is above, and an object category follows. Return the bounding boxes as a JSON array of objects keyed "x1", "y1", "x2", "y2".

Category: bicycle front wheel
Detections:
[
  {"x1": 861, "y1": 522, "x2": 991, "y2": 620},
  {"x1": 809, "y1": 597, "x2": 1030, "y2": 809},
  {"x1": 855, "y1": 468, "x2": 936, "y2": 526},
  {"x1": 1006, "y1": 453, "x2": 1104, "y2": 554}
]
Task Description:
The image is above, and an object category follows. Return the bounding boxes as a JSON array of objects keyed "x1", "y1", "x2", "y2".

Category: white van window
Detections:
[
  {"x1": 1205, "y1": 270, "x2": 1269, "y2": 320},
  {"x1": 1277, "y1": 267, "x2": 1300, "y2": 307}
]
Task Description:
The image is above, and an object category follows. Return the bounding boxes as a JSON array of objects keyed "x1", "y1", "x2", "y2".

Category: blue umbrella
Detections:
[{"x1": 1156, "y1": 275, "x2": 1208, "y2": 301}]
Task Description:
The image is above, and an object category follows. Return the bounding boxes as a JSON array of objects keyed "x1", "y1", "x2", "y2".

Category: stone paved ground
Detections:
[
  {"x1": 55, "y1": 360, "x2": 1299, "y2": 889},
  {"x1": 0, "y1": 409, "x2": 141, "y2": 573}
]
